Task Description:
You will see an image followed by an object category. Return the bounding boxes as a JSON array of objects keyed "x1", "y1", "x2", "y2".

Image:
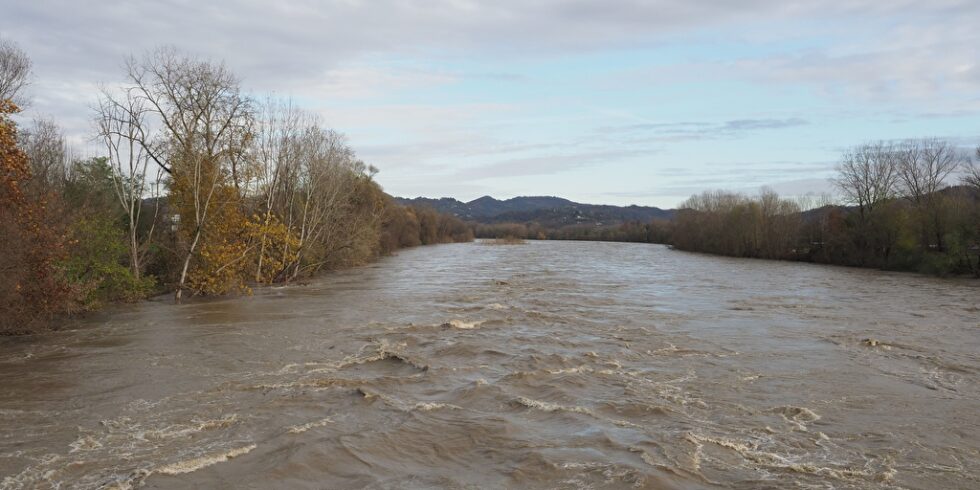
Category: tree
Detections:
[
  {"x1": 278, "y1": 124, "x2": 372, "y2": 278},
  {"x1": 896, "y1": 139, "x2": 961, "y2": 250},
  {"x1": 833, "y1": 142, "x2": 904, "y2": 264},
  {"x1": 960, "y1": 146, "x2": 980, "y2": 276},
  {"x1": 835, "y1": 141, "x2": 899, "y2": 221},
  {"x1": 963, "y1": 146, "x2": 980, "y2": 192},
  {"x1": 18, "y1": 118, "x2": 71, "y2": 195},
  {"x1": 0, "y1": 39, "x2": 31, "y2": 105},
  {"x1": 96, "y1": 87, "x2": 160, "y2": 281},
  {"x1": 0, "y1": 100, "x2": 74, "y2": 332},
  {"x1": 119, "y1": 47, "x2": 253, "y2": 302},
  {"x1": 251, "y1": 99, "x2": 303, "y2": 282}
]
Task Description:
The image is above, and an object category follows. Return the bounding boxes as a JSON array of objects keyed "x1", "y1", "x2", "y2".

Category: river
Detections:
[{"x1": 1, "y1": 241, "x2": 978, "y2": 489}]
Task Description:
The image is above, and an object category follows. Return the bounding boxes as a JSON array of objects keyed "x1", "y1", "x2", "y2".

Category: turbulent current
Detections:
[{"x1": 1, "y1": 241, "x2": 978, "y2": 489}]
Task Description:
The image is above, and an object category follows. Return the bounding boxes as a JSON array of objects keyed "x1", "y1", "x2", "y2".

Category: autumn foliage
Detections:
[
  {"x1": 0, "y1": 101, "x2": 75, "y2": 333},
  {"x1": 2, "y1": 44, "x2": 473, "y2": 331}
]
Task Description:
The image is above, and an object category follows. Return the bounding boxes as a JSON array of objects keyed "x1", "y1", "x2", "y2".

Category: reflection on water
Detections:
[{"x1": 1, "y1": 241, "x2": 978, "y2": 489}]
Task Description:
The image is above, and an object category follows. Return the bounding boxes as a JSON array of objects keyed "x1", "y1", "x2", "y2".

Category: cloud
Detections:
[
  {"x1": 3, "y1": 1, "x2": 978, "y2": 206},
  {"x1": 7, "y1": 2, "x2": 978, "y2": 126},
  {"x1": 598, "y1": 118, "x2": 809, "y2": 143},
  {"x1": 454, "y1": 149, "x2": 652, "y2": 180},
  {"x1": 723, "y1": 118, "x2": 809, "y2": 131},
  {"x1": 312, "y1": 65, "x2": 458, "y2": 99},
  {"x1": 6, "y1": 1, "x2": 978, "y2": 86}
]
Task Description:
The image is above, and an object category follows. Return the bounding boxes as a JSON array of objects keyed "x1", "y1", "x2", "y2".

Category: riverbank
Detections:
[{"x1": 4, "y1": 231, "x2": 474, "y2": 336}]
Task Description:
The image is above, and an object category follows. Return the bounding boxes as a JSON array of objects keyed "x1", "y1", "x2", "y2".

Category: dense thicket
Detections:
[
  {"x1": 671, "y1": 140, "x2": 980, "y2": 276},
  {"x1": 0, "y1": 43, "x2": 470, "y2": 334}
]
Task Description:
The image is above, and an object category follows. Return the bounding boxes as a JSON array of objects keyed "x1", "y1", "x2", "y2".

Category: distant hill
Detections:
[{"x1": 395, "y1": 195, "x2": 675, "y2": 227}]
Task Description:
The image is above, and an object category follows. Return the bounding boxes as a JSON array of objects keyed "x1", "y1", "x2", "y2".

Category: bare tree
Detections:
[
  {"x1": 963, "y1": 146, "x2": 980, "y2": 192},
  {"x1": 795, "y1": 192, "x2": 836, "y2": 212},
  {"x1": 96, "y1": 87, "x2": 161, "y2": 280},
  {"x1": 896, "y1": 139, "x2": 959, "y2": 201},
  {"x1": 251, "y1": 98, "x2": 303, "y2": 282},
  {"x1": 834, "y1": 141, "x2": 899, "y2": 220},
  {"x1": 18, "y1": 118, "x2": 71, "y2": 194},
  {"x1": 0, "y1": 39, "x2": 31, "y2": 104},
  {"x1": 895, "y1": 138, "x2": 962, "y2": 250},
  {"x1": 285, "y1": 125, "x2": 352, "y2": 279}
]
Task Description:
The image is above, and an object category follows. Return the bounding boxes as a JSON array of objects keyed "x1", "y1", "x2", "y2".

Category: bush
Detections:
[{"x1": 63, "y1": 216, "x2": 156, "y2": 309}]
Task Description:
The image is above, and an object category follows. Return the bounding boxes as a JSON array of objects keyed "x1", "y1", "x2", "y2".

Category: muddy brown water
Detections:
[{"x1": 1, "y1": 241, "x2": 978, "y2": 489}]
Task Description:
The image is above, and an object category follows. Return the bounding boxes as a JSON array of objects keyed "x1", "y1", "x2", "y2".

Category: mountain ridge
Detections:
[{"x1": 395, "y1": 195, "x2": 675, "y2": 227}]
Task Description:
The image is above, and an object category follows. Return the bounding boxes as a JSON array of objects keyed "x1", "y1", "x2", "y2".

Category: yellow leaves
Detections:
[
  {"x1": 185, "y1": 210, "x2": 302, "y2": 295},
  {"x1": 187, "y1": 237, "x2": 249, "y2": 296},
  {"x1": 247, "y1": 213, "x2": 300, "y2": 285}
]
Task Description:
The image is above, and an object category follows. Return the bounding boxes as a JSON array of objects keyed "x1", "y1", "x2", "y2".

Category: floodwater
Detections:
[{"x1": 1, "y1": 241, "x2": 978, "y2": 489}]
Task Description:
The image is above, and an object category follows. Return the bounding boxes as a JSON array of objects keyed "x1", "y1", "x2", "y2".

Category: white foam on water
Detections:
[
  {"x1": 515, "y1": 396, "x2": 594, "y2": 415},
  {"x1": 684, "y1": 432, "x2": 884, "y2": 483},
  {"x1": 514, "y1": 396, "x2": 642, "y2": 428},
  {"x1": 154, "y1": 444, "x2": 257, "y2": 475},
  {"x1": 546, "y1": 365, "x2": 594, "y2": 375},
  {"x1": 0, "y1": 453, "x2": 63, "y2": 489},
  {"x1": 771, "y1": 405, "x2": 821, "y2": 431},
  {"x1": 287, "y1": 417, "x2": 333, "y2": 434},
  {"x1": 361, "y1": 389, "x2": 463, "y2": 412},
  {"x1": 68, "y1": 434, "x2": 104, "y2": 453},
  {"x1": 142, "y1": 414, "x2": 239, "y2": 440},
  {"x1": 444, "y1": 319, "x2": 484, "y2": 329},
  {"x1": 412, "y1": 401, "x2": 463, "y2": 411}
]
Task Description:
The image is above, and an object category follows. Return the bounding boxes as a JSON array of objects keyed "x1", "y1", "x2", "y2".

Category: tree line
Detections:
[
  {"x1": 671, "y1": 139, "x2": 980, "y2": 276},
  {"x1": 474, "y1": 221, "x2": 671, "y2": 244},
  {"x1": 0, "y1": 41, "x2": 471, "y2": 334},
  {"x1": 472, "y1": 139, "x2": 980, "y2": 277}
]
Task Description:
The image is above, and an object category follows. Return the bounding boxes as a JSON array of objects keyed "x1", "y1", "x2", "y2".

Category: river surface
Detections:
[{"x1": 1, "y1": 241, "x2": 978, "y2": 489}]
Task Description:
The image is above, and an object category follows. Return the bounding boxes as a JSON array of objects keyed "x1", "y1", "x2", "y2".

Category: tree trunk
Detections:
[
  {"x1": 130, "y1": 224, "x2": 141, "y2": 281},
  {"x1": 175, "y1": 227, "x2": 202, "y2": 304}
]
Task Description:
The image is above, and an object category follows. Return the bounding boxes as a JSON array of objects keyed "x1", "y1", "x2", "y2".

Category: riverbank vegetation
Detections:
[
  {"x1": 474, "y1": 220, "x2": 671, "y2": 243},
  {"x1": 0, "y1": 42, "x2": 471, "y2": 334},
  {"x1": 471, "y1": 140, "x2": 980, "y2": 277},
  {"x1": 672, "y1": 140, "x2": 980, "y2": 276}
]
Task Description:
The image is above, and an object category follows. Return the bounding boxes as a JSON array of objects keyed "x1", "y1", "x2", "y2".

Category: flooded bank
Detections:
[{"x1": 1, "y1": 241, "x2": 978, "y2": 489}]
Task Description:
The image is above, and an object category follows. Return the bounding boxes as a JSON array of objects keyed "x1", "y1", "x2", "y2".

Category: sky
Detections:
[{"x1": 2, "y1": 0, "x2": 979, "y2": 208}]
